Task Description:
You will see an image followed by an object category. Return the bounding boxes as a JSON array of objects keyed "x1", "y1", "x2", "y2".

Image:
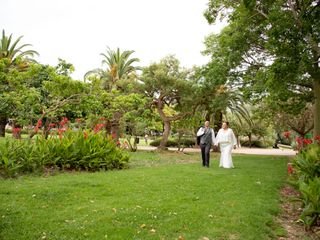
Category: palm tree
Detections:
[
  {"x1": 0, "y1": 30, "x2": 38, "y2": 69},
  {"x1": 0, "y1": 30, "x2": 39, "y2": 137},
  {"x1": 84, "y1": 47, "x2": 140, "y2": 139},
  {"x1": 196, "y1": 82, "x2": 251, "y2": 132},
  {"x1": 215, "y1": 88, "x2": 252, "y2": 130},
  {"x1": 84, "y1": 47, "x2": 140, "y2": 92}
]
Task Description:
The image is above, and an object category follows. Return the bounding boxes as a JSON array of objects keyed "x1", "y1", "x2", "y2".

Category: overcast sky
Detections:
[{"x1": 2, "y1": 0, "x2": 226, "y2": 80}]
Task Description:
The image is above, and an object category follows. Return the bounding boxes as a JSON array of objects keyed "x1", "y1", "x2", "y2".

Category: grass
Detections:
[{"x1": 0, "y1": 151, "x2": 290, "y2": 240}]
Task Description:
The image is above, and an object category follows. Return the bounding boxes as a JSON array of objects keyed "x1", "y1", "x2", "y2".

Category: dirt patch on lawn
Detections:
[{"x1": 277, "y1": 185, "x2": 320, "y2": 240}]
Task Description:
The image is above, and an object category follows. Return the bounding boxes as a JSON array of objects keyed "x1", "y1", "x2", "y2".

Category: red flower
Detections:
[
  {"x1": 287, "y1": 163, "x2": 294, "y2": 175},
  {"x1": 83, "y1": 131, "x2": 88, "y2": 139},
  {"x1": 314, "y1": 135, "x2": 320, "y2": 144},
  {"x1": 111, "y1": 132, "x2": 117, "y2": 139},
  {"x1": 58, "y1": 129, "x2": 65, "y2": 139},
  {"x1": 12, "y1": 127, "x2": 21, "y2": 135},
  {"x1": 295, "y1": 136, "x2": 302, "y2": 145},
  {"x1": 93, "y1": 123, "x2": 105, "y2": 133},
  {"x1": 75, "y1": 118, "x2": 82, "y2": 123},
  {"x1": 34, "y1": 119, "x2": 43, "y2": 133},
  {"x1": 303, "y1": 138, "x2": 313, "y2": 145},
  {"x1": 37, "y1": 119, "x2": 42, "y2": 127},
  {"x1": 295, "y1": 137, "x2": 303, "y2": 151},
  {"x1": 283, "y1": 131, "x2": 291, "y2": 139},
  {"x1": 60, "y1": 117, "x2": 69, "y2": 128}
]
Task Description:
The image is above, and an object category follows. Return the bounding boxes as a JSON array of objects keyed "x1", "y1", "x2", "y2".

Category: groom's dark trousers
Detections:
[{"x1": 200, "y1": 143, "x2": 211, "y2": 167}]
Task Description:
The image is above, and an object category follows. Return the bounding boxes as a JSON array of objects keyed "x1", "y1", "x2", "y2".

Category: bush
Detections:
[
  {"x1": 293, "y1": 144, "x2": 320, "y2": 182},
  {"x1": 240, "y1": 140, "x2": 267, "y2": 148},
  {"x1": 292, "y1": 144, "x2": 320, "y2": 228},
  {"x1": 149, "y1": 138, "x2": 195, "y2": 147},
  {"x1": 299, "y1": 177, "x2": 320, "y2": 227},
  {"x1": 178, "y1": 139, "x2": 196, "y2": 147},
  {"x1": 0, "y1": 139, "x2": 38, "y2": 177},
  {"x1": 0, "y1": 130, "x2": 129, "y2": 178},
  {"x1": 149, "y1": 139, "x2": 176, "y2": 147}
]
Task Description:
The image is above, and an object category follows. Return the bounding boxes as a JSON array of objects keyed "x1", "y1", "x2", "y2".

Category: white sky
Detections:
[{"x1": 1, "y1": 0, "x2": 226, "y2": 80}]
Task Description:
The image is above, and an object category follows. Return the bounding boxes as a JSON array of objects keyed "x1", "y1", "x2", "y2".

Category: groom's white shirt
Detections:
[{"x1": 197, "y1": 127, "x2": 216, "y2": 145}]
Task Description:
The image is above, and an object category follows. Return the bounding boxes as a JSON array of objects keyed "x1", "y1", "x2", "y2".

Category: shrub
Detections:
[
  {"x1": 149, "y1": 139, "x2": 176, "y2": 147},
  {"x1": 178, "y1": 139, "x2": 196, "y2": 147},
  {"x1": 293, "y1": 144, "x2": 320, "y2": 182},
  {"x1": 0, "y1": 130, "x2": 129, "y2": 178},
  {"x1": 0, "y1": 139, "x2": 36, "y2": 177},
  {"x1": 240, "y1": 140, "x2": 267, "y2": 148},
  {"x1": 299, "y1": 177, "x2": 320, "y2": 228},
  {"x1": 292, "y1": 144, "x2": 320, "y2": 228},
  {"x1": 149, "y1": 138, "x2": 195, "y2": 147}
]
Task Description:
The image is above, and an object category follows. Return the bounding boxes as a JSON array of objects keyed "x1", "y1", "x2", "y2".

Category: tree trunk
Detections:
[
  {"x1": 213, "y1": 111, "x2": 223, "y2": 133},
  {"x1": 110, "y1": 112, "x2": 122, "y2": 142},
  {"x1": 105, "y1": 119, "x2": 112, "y2": 136},
  {"x1": 177, "y1": 131, "x2": 183, "y2": 151},
  {"x1": 205, "y1": 112, "x2": 211, "y2": 122},
  {"x1": 314, "y1": 78, "x2": 320, "y2": 137},
  {"x1": 159, "y1": 121, "x2": 170, "y2": 150},
  {"x1": 43, "y1": 119, "x2": 50, "y2": 139},
  {"x1": 111, "y1": 121, "x2": 120, "y2": 141},
  {"x1": 0, "y1": 115, "x2": 7, "y2": 137},
  {"x1": 248, "y1": 133, "x2": 252, "y2": 148}
]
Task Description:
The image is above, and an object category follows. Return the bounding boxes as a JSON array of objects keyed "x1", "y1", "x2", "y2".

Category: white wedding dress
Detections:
[{"x1": 216, "y1": 128, "x2": 237, "y2": 168}]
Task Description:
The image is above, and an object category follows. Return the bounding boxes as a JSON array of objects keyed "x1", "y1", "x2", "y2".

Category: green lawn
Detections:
[{"x1": 0, "y1": 151, "x2": 289, "y2": 240}]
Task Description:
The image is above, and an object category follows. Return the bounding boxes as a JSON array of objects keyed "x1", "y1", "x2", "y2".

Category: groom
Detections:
[{"x1": 197, "y1": 121, "x2": 216, "y2": 167}]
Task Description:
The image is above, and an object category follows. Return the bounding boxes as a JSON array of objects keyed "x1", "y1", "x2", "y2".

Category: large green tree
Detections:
[
  {"x1": 0, "y1": 61, "x2": 88, "y2": 139},
  {"x1": 204, "y1": 0, "x2": 320, "y2": 136},
  {"x1": 0, "y1": 30, "x2": 38, "y2": 136},
  {"x1": 140, "y1": 56, "x2": 196, "y2": 149}
]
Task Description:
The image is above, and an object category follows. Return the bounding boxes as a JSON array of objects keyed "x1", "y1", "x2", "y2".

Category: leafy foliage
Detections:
[
  {"x1": 85, "y1": 47, "x2": 140, "y2": 92},
  {"x1": 293, "y1": 144, "x2": 320, "y2": 182},
  {"x1": 0, "y1": 29, "x2": 38, "y2": 67},
  {"x1": 140, "y1": 56, "x2": 197, "y2": 148},
  {"x1": 292, "y1": 144, "x2": 320, "y2": 228},
  {"x1": 298, "y1": 177, "x2": 320, "y2": 228},
  {"x1": 0, "y1": 130, "x2": 129, "y2": 177},
  {"x1": 203, "y1": 0, "x2": 320, "y2": 136},
  {"x1": 149, "y1": 138, "x2": 195, "y2": 148}
]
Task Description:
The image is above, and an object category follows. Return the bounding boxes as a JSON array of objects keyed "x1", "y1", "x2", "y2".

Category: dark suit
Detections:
[{"x1": 198, "y1": 127, "x2": 216, "y2": 167}]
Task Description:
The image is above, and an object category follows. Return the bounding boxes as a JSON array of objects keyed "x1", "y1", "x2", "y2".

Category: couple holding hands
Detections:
[{"x1": 197, "y1": 120, "x2": 237, "y2": 168}]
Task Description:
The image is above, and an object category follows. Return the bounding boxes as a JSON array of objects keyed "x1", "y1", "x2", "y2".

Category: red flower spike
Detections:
[
  {"x1": 303, "y1": 138, "x2": 313, "y2": 145},
  {"x1": 93, "y1": 123, "x2": 105, "y2": 133},
  {"x1": 12, "y1": 128, "x2": 21, "y2": 135},
  {"x1": 111, "y1": 132, "x2": 117, "y2": 139},
  {"x1": 83, "y1": 131, "x2": 88, "y2": 139},
  {"x1": 287, "y1": 163, "x2": 294, "y2": 175},
  {"x1": 37, "y1": 119, "x2": 42, "y2": 127},
  {"x1": 283, "y1": 131, "x2": 291, "y2": 139},
  {"x1": 59, "y1": 117, "x2": 69, "y2": 127}
]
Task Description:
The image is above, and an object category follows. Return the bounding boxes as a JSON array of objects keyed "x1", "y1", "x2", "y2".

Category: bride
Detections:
[{"x1": 215, "y1": 121, "x2": 237, "y2": 168}]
